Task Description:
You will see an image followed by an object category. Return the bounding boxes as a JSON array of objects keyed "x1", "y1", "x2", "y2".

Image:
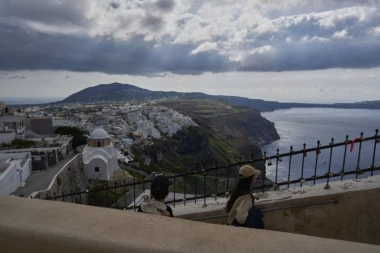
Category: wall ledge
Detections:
[{"x1": 1, "y1": 195, "x2": 379, "y2": 253}]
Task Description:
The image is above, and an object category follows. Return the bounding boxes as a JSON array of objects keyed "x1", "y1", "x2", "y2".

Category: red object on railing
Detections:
[{"x1": 350, "y1": 138, "x2": 363, "y2": 153}]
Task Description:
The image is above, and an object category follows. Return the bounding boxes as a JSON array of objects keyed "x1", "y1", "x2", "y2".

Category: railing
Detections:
[{"x1": 34, "y1": 130, "x2": 380, "y2": 210}]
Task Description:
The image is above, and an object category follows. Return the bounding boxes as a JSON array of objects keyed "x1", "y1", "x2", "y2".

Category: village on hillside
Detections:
[{"x1": 0, "y1": 100, "x2": 197, "y2": 196}]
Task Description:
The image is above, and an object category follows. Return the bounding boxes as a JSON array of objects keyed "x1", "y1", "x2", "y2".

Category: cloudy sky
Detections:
[{"x1": 0, "y1": 0, "x2": 380, "y2": 104}]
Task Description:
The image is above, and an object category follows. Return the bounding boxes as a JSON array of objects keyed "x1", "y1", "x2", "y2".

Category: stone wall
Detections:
[{"x1": 33, "y1": 154, "x2": 88, "y2": 203}]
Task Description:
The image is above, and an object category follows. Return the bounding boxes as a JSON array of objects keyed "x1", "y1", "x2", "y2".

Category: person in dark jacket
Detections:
[
  {"x1": 226, "y1": 165, "x2": 264, "y2": 229},
  {"x1": 138, "y1": 175, "x2": 174, "y2": 217}
]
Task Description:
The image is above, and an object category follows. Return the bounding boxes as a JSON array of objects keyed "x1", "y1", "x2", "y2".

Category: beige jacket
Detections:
[
  {"x1": 227, "y1": 194, "x2": 253, "y2": 225},
  {"x1": 140, "y1": 199, "x2": 167, "y2": 215}
]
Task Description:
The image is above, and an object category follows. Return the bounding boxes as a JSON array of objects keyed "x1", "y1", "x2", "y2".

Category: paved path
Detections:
[{"x1": 13, "y1": 153, "x2": 77, "y2": 197}]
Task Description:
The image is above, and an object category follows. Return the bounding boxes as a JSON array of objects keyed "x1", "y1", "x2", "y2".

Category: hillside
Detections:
[
  {"x1": 58, "y1": 82, "x2": 380, "y2": 112},
  {"x1": 158, "y1": 99, "x2": 279, "y2": 155},
  {"x1": 132, "y1": 99, "x2": 278, "y2": 173}
]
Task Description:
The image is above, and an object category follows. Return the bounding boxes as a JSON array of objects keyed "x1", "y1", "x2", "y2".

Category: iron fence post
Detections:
[
  {"x1": 275, "y1": 148, "x2": 279, "y2": 191},
  {"x1": 341, "y1": 135, "x2": 349, "y2": 180},
  {"x1": 313, "y1": 141, "x2": 320, "y2": 185},
  {"x1": 355, "y1": 132, "x2": 364, "y2": 178},
  {"x1": 226, "y1": 159, "x2": 230, "y2": 195},
  {"x1": 133, "y1": 178, "x2": 136, "y2": 209},
  {"x1": 215, "y1": 161, "x2": 218, "y2": 201},
  {"x1": 371, "y1": 129, "x2": 379, "y2": 176},
  {"x1": 173, "y1": 175, "x2": 176, "y2": 207},
  {"x1": 194, "y1": 172, "x2": 197, "y2": 204},
  {"x1": 287, "y1": 146, "x2": 293, "y2": 189},
  {"x1": 114, "y1": 182, "x2": 118, "y2": 209},
  {"x1": 105, "y1": 183, "x2": 108, "y2": 207},
  {"x1": 123, "y1": 180, "x2": 127, "y2": 209},
  {"x1": 203, "y1": 169, "x2": 206, "y2": 206},
  {"x1": 184, "y1": 173, "x2": 187, "y2": 206},
  {"x1": 325, "y1": 138, "x2": 334, "y2": 189},
  {"x1": 300, "y1": 143, "x2": 306, "y2": 187},
  {"x1": 261, "y1": 151, "x2": 267, "y2": 193}
]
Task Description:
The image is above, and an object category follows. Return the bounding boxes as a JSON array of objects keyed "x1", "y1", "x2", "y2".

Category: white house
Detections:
[
  {"x1": 82, "y1": 128, "x2": 118, "y2": 181},
  {"x1": 0, "y1": 152, "x2": 32, "y2": 195}
]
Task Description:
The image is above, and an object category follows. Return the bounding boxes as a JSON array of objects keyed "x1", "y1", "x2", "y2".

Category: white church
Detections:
[{"x1": 82, "y1": 128, "x2": 118, "y2": 181}]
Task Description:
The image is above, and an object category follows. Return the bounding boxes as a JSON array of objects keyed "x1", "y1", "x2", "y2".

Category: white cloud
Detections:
[
  {"x1": 249, "y1": 45, "x2": 275, "y2": 55},
  {"x1": 333, "y1": 29, "x2": 349, "y2": 39},
  {"x1": 300, "y1": 36, "x2": 330, "y2": 43},
  {"x1": 315, "y1": 6, "x2": 376, "y2": 28},
  {"x1": 190, "y1": 42, "x2": 218, "y2": 55},
  {"x1": 372, "y1": 26, "x2": 380, "y2": 36}
]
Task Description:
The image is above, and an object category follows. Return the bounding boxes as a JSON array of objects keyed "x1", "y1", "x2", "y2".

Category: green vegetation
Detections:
[
  {"x1": 132, "y1": 126, "x2": 241, "y2": 174},
  {"x1": 159, "y1": 99, "x2": 245, "y2": 119},
  {"x1": 56, "y1": 176, "x2": 62, "y2": 186},
  {"x1": 3, "y1": 139, "x2": 37, "y2": 149},
  {"x1": 54, "y1": 126, "x2": 89, "y2": 148},
  {"x1": 87, "y1": 183, "x2": 127, "y2": 208}
]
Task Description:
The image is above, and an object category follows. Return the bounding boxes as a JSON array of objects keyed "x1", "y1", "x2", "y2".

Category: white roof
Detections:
[{"x1": 89, "y1": 128, "x2": 109, "y2": 140}]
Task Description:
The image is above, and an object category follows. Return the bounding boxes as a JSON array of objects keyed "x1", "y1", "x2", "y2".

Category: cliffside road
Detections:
[{"x1": 12, "y1": 153, "x2": 77, "y2": 198}]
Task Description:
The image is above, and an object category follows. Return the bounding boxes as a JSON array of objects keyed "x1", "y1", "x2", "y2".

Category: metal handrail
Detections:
[{"x1": 36, "y1": 129, "x2": 379, "y2": 211}]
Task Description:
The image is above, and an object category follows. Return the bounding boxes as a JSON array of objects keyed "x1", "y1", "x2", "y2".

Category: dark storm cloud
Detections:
[
  {"x1": 1, "y1": 0, "x2": 88, "y2": 26},
  {"x1": 155, "y1": 0, "x2": 175, "y2": 12},
  {"x1": 1, "y1": 1, "x2": 380, "y2": 75},
  {"x1": 238, "y1": 40, "x2": 380, "y2": 72},
  {"x1": 141, "y1": 14, "x2": 164, "y2": 32},
  {"x1": 0, "y1": 24, "x2": 231, "y2": 75},
  {"x1": 110, "y1": 2, "x2": 120, "y2": 9}
]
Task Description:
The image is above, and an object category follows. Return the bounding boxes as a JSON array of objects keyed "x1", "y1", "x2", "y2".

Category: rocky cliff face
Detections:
[
  {"x1": 156, "y1": 99, "x2": 280, "y2": 171},
  {"x1": 204, "y1": 109, "x2": 279, "y2": 147}
]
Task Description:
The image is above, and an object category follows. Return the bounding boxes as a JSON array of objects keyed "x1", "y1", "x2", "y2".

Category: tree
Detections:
[{"x1": 54, "y1": 126, "x2": 89, "y2": 149}]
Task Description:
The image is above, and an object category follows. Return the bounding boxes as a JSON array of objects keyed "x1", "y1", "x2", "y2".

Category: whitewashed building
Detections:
[
  {"x1": 82, "y1": 128, "x2": 118, "y2": 181},
  {"x1": 0, "y1": 152, "x2": 32, "y2": 195}
]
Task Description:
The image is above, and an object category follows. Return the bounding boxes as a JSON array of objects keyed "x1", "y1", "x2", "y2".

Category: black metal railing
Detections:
[{"x1": 34, "y1": 129, "x2": 379, "y2": 211}]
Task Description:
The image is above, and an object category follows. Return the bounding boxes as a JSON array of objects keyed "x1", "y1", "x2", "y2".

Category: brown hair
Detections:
[{"x1": 225, "y1": 176, "x2": 253, "y2": 213}]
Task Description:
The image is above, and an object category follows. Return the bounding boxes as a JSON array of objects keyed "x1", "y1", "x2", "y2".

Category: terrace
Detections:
[{"x1": 2, "y1": 130, "x2": 380, "y2": 252}]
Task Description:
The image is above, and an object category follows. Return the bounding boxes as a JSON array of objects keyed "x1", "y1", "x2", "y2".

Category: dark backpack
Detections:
[{"x1": 231, "y1": 195, "x2": 264, "y2": 229}]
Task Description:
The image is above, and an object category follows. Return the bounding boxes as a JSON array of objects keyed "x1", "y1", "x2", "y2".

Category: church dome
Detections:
[{"x1": 89, "y1": 128, "x2": 109, "y2": 140}]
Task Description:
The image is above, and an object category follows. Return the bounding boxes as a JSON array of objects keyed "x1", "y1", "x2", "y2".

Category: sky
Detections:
[{"x1": 0, "y1": 0, "x2": 380, "y2": 104}]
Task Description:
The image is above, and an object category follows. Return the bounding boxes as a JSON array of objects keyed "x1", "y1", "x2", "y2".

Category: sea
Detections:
[{"x1": 261, "y1": 108, "x2": 380, "y2": 186}]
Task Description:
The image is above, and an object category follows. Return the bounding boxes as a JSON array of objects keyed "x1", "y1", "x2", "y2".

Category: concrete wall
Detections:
[
  {"x1": 0, "y1": 163, "x2": 17, "y2": 195},
  {"x1": 19, "y1": 157, "x2": 31, "y2": 182},
  {"x1": 1, "y1": 195, "x2": 379, "y2": 253},
  {"x1": 0, "y1": 131, "x2": 16, "y2": 144},
  {"x1": 262, "y1": 188, "x2": 380, "y2": 245},
  {"x1": 176, "y1": 177, "x2": 380, "y2": 246},
  {"x1": 0, "y1": 155, "x2": 31, "y2": 195},
  {"x1": 83, "y1": 146, "x2": 119, "y2": 181},
  {"x1": 29, "y1": 118, "x2": 54, "y2": 135},
  {"x1": 85, "y1": 157, "x2": 108, "y2": 180}
]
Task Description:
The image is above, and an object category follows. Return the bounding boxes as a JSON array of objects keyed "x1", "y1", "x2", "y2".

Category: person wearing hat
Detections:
[
  {"x1": 138, "y1": 175, "x2": 174, "y2": 217},
  {"x1": 226, "y1": 165, "x2": 264, "y2": 228}
]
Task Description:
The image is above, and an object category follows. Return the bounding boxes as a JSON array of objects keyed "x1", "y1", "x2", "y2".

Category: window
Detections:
[
  {"x1": 95, "y1": 167, "x2": 99, "y2": 172},
  {"x1": 97, "y1": 141, "x2": 101, "y2": 147}
]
